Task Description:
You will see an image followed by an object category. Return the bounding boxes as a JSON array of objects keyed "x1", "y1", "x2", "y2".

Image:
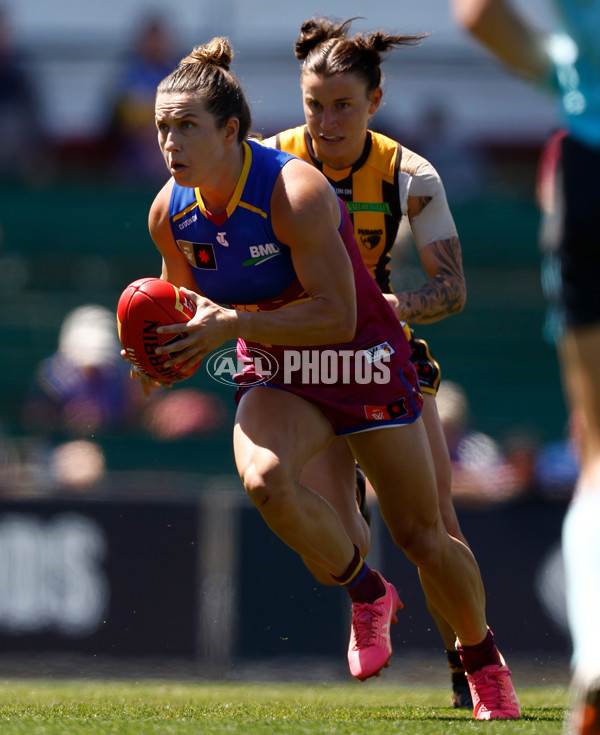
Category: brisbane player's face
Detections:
[{"x1": 155, "y1": 92, "x2": 231, "y2": 187}]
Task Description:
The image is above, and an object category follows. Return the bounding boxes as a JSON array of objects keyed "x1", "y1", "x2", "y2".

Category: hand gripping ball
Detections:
[{"x1": 116, "y1": 277, "x2": 201, "y2": 382}]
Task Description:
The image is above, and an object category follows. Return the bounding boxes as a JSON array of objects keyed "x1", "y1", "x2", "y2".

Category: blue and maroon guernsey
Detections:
[
  {"x1": 167, "y1": 138, "x2": 421, "y2": 434},
  {"x1": 169, "y1": 140, "x2": 303, "y2": 309}
]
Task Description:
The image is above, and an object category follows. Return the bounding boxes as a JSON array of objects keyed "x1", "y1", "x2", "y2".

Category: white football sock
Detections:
[{"x1": 562, "y1": 489, "x2": 600, "y2": 684}]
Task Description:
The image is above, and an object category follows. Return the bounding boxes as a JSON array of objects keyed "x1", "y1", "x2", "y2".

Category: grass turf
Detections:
[{"x1": 0, "y1": 680, "x2": 568, "y2": 734}]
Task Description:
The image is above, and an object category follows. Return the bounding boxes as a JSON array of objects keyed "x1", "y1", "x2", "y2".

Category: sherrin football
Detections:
[{"x1": 116, "y1": 277, "x2": 201, "y2": 382}]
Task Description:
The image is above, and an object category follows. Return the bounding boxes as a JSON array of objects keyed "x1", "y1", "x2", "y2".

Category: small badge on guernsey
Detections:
[{"x1": 362, "y1": 341, "x2": 395, "y2": 364}]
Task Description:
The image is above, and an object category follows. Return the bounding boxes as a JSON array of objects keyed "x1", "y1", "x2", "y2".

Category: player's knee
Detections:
[
  {"x1": 240, "y1": 457, "x2": 294, "y2": 513},
  {"x1": 394, "y1": 519, "x2": 445, "y2": 571}
]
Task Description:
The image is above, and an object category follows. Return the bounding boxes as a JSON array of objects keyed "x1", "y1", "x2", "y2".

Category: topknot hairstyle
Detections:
[
  {"x1": 178, "y1": 36, "x2": 233, "y2": 70},
  {"x1": 296, "y1": 17, "x2": 428, "y2": 92},
  {"x1": 156, "y1": 37, "x2": 251, "y2": 141}
]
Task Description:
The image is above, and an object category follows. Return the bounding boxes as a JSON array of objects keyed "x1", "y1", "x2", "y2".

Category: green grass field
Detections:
[{"x1": 0, "y1": 680, "x2": 569, "y2": 734}]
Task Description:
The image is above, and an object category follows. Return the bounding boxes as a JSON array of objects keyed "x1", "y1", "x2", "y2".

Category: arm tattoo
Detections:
[{"x1": 395, "y1": 237, "x2": 466, "y2": 324}]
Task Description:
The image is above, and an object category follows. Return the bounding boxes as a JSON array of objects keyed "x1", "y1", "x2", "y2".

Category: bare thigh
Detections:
[
  {"x1": 233, "y1": 386, "x2": 336, "y2": 484},
  {"x1": 346, "y1": 417, "x2": 440, "y2": 549}
]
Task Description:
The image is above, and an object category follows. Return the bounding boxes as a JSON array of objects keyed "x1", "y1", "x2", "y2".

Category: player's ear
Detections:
[
  {"x1": 368, "y1": 87, "x2": 383, "y2": 115},
  {"x1": 223, "y1": 117, "x2": 240, "y2": 146}
]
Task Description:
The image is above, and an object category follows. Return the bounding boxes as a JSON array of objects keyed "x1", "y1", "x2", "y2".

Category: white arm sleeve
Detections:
[{"x1": 400, "y1": 159, "x2": 458, "y2": 250}]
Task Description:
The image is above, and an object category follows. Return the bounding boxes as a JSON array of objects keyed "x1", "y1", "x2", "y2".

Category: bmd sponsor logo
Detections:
[{"x1": 243, "y1": 243, "x2": 281, "y2": 266}]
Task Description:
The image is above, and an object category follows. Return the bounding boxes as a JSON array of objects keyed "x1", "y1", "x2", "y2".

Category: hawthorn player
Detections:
[{"x1": 262, "y1": 16, "x2": 510, "y2": 714}]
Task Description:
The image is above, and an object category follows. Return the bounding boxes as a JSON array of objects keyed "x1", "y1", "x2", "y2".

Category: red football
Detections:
[{"x1": 116, "y1": 277, "x2": 201, "y2": 382}]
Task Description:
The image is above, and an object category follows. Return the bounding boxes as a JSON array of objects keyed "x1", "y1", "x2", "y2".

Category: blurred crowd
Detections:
[
  {"x1": 0, "y1": 6, "x2": 52, "y2": 182},
  {"x1": 436, "y1": 380, "x2": 578, "y2": 507},
  {"x1": 0, "y1": 5, "x2": 509, "y2": 200},
  {"x1": 102, "y1": 15, "x2": 179, "y2": 181},
  {"x1": 354, "y1": 378, "x2": 578, "y2": 514},
  {"x1": 0, "y1": 7, "x2": 181, "y2": 185},
  {"x1": 0, "y1": 303, "x2": 227, "y2": 497}
]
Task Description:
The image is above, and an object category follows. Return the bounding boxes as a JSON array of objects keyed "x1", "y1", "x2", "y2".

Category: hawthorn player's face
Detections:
[
  {"x1": 155, "y1": 92, "x2": 229, "y2": 187},
  {"x1": 301, "y1": 72, "x2": 382, "y2": 170}
]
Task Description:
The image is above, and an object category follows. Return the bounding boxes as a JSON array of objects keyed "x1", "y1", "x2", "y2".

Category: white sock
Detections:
[{"x1": 562, "y1": 490, "x2": 600, "y2": 683}]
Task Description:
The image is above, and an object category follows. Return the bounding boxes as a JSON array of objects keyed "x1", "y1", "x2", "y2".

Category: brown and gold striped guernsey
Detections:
[{"x1": 274, "y1": 125, "x2": 418, "y2": 293}]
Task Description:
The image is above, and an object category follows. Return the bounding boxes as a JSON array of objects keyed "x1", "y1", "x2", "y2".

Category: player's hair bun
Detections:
[
  {"x1": 180, "y1": 37, "x2": 233, "y2": 71},
  {"x1": 364, "y1": 31, "x2": 398, "y2": 54},
  {"x1": 295, "y1": 17, "x2": 354, "y2": 60}
]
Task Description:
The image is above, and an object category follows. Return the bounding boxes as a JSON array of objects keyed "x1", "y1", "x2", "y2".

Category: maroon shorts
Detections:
[{"x1": 234, "y1": 340, "x2": 423, "y2": 435}]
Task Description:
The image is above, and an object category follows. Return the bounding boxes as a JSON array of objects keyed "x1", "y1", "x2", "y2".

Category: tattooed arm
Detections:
[
  {"x1": 385, "y1": 232, "x2": 467, "y2": 324},
  {"x1": 384, "y1": 159, "x2": 467, "y2": 324}
]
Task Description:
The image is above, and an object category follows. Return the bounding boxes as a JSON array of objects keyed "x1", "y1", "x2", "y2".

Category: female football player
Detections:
[
  {"x1": 126, "y1": 35, "x2": 519, "y2": 719},
  {"x1": 263, "y1": 16, "x2": 476, "y2": 710}
]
